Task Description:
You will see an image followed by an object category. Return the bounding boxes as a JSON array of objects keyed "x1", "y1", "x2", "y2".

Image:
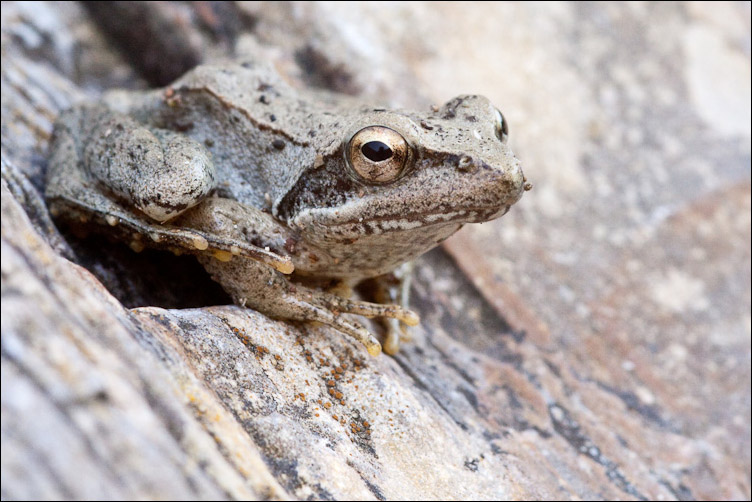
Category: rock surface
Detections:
[{"x1": 2, "y1": 2, "x2": 750, "y2": 500}]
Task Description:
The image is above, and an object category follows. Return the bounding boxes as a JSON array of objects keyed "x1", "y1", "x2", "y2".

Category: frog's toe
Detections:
[
  {"x1": 288, "y1": 297, "x2": 382, "y2": 356},
  {"x1": 383, "y1": 318, "x2": 401, "y2": 355},
  {"x1": 318, "y1": 295, "x2": 420, "y2": 326},
  {"x1": 312, "y1": 293, "x2": 419, "y2": 355},
  {"x1": 320, "y1": 313, "x2": 382, "y2": 357},
  {"x1": 382, "y1": 318, "x2": 413, "y2": 355},
  {"x1": 399, "y1": 320, "x2": 413, "y2": 341}
]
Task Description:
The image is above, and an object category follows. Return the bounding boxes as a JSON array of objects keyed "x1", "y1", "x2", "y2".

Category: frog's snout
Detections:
[{"x1": 451, "y1": 152, "x2": 525, "y2": 220}]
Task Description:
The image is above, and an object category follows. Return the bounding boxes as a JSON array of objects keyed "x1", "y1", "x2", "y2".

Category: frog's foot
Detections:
[
  {"x1": 288, "y1": 291, "x2": 419, "y2": 357},
  {"x1": 317, "y1": 295, "x2": 419, "y2": 327},
  {"x1": 381, "y1": 318, "x2": 412, "y2": 356},
  {"x1": 300, "y1": 272, "x2": 419, "y2": 356},
  {"x1": 284, "y1": 296, "x2": 384, "y2": 356},
  {"x1": 199, "y1": 255, "x2": 417, "y2": 356},
  {"x1": 363, "y1": 262, "x2": 415, "y2": 355}
]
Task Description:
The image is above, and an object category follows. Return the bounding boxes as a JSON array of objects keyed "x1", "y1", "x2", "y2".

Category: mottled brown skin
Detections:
[{"x1": 46, "y1": 60, "x2": 526, "y2": 355}]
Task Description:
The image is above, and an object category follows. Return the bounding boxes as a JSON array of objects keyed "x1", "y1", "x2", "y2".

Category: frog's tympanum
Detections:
[{"x1": 47, "y1": 61, "x2": 527, "y2": 356}]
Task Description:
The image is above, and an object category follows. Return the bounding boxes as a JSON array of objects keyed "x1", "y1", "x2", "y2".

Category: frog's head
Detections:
[{"x1": 277, "y1": 95, "x2": 526, "y2": 276}]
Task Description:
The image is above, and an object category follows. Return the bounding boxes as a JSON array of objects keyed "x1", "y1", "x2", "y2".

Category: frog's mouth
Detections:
[
  {"x1": 339, "y1": 205, "x2": 508, "y2": 227},
  {"x1": 292, "y1": 204, "x2": 510, "y2": 236}
]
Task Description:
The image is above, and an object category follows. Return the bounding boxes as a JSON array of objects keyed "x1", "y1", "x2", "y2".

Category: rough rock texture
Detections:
[{"x1": 2, "y1": 2, "x2": 750, "y2": 500}]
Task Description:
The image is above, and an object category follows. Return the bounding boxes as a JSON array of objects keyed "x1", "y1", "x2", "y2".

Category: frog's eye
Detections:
[
  {"x1": 494, "y1": 108, "x2": 509, "y2": 144},
  {"x1": 346, "y1": 126, "x2": 410, "y2": 183}
]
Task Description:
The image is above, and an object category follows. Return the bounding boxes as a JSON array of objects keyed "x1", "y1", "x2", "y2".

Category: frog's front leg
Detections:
[
  {"x1": 199, "y1": 255, "x2": 417, "y2": 356},
  {"x1": 179, "y1": 199, "x2": 418, "y2": 356}
]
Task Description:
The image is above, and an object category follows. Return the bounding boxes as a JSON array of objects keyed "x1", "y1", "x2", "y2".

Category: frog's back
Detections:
[{"x1": 100, "y1": 62, "x2": 338, "y2": 213}]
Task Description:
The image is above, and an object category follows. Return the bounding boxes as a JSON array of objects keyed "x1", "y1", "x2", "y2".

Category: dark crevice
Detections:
[
  {"x1": 392, "y1": 354, "x2": 469, "y2": 431},
  {"x1": 595, "y1": 381, "x2": 675, "y2": 431},
  {"x1": 59, "y1": 229, "x2": 232, "y2": 310},
  {"x1": 414, "y1": 247, "x2": 525, "y2": 361},
  {"x1": 351, "y1": 464, "x2": 386, "y2": 501},
  {"x1": 549, "y1": 403, "x2": 648, "y2": 501},
  {"x1": 425, "y1": 337, "x2": 477, "y2": 386},
  {"x1": 658, "y1": 479, "x2": 695, "y2": 501}
]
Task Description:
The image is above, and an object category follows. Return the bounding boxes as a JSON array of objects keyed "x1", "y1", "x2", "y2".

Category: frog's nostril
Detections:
[{"x1": 457, "y1": 155, "x2": 476, "y2": 172}]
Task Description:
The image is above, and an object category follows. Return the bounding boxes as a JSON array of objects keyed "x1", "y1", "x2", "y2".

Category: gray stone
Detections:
[{"x1": 2, "y1": 2, "x2": 749, "y2": 500}]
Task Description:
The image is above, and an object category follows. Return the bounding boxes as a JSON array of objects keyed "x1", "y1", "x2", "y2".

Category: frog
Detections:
[{"x1": 46, "y1": 59, "x2": 528, "y2": 356}]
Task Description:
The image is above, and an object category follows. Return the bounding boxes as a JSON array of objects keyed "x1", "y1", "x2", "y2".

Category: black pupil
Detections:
[{"x1": 361, "y1": 141, "x2": 393, "y2": 162}]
